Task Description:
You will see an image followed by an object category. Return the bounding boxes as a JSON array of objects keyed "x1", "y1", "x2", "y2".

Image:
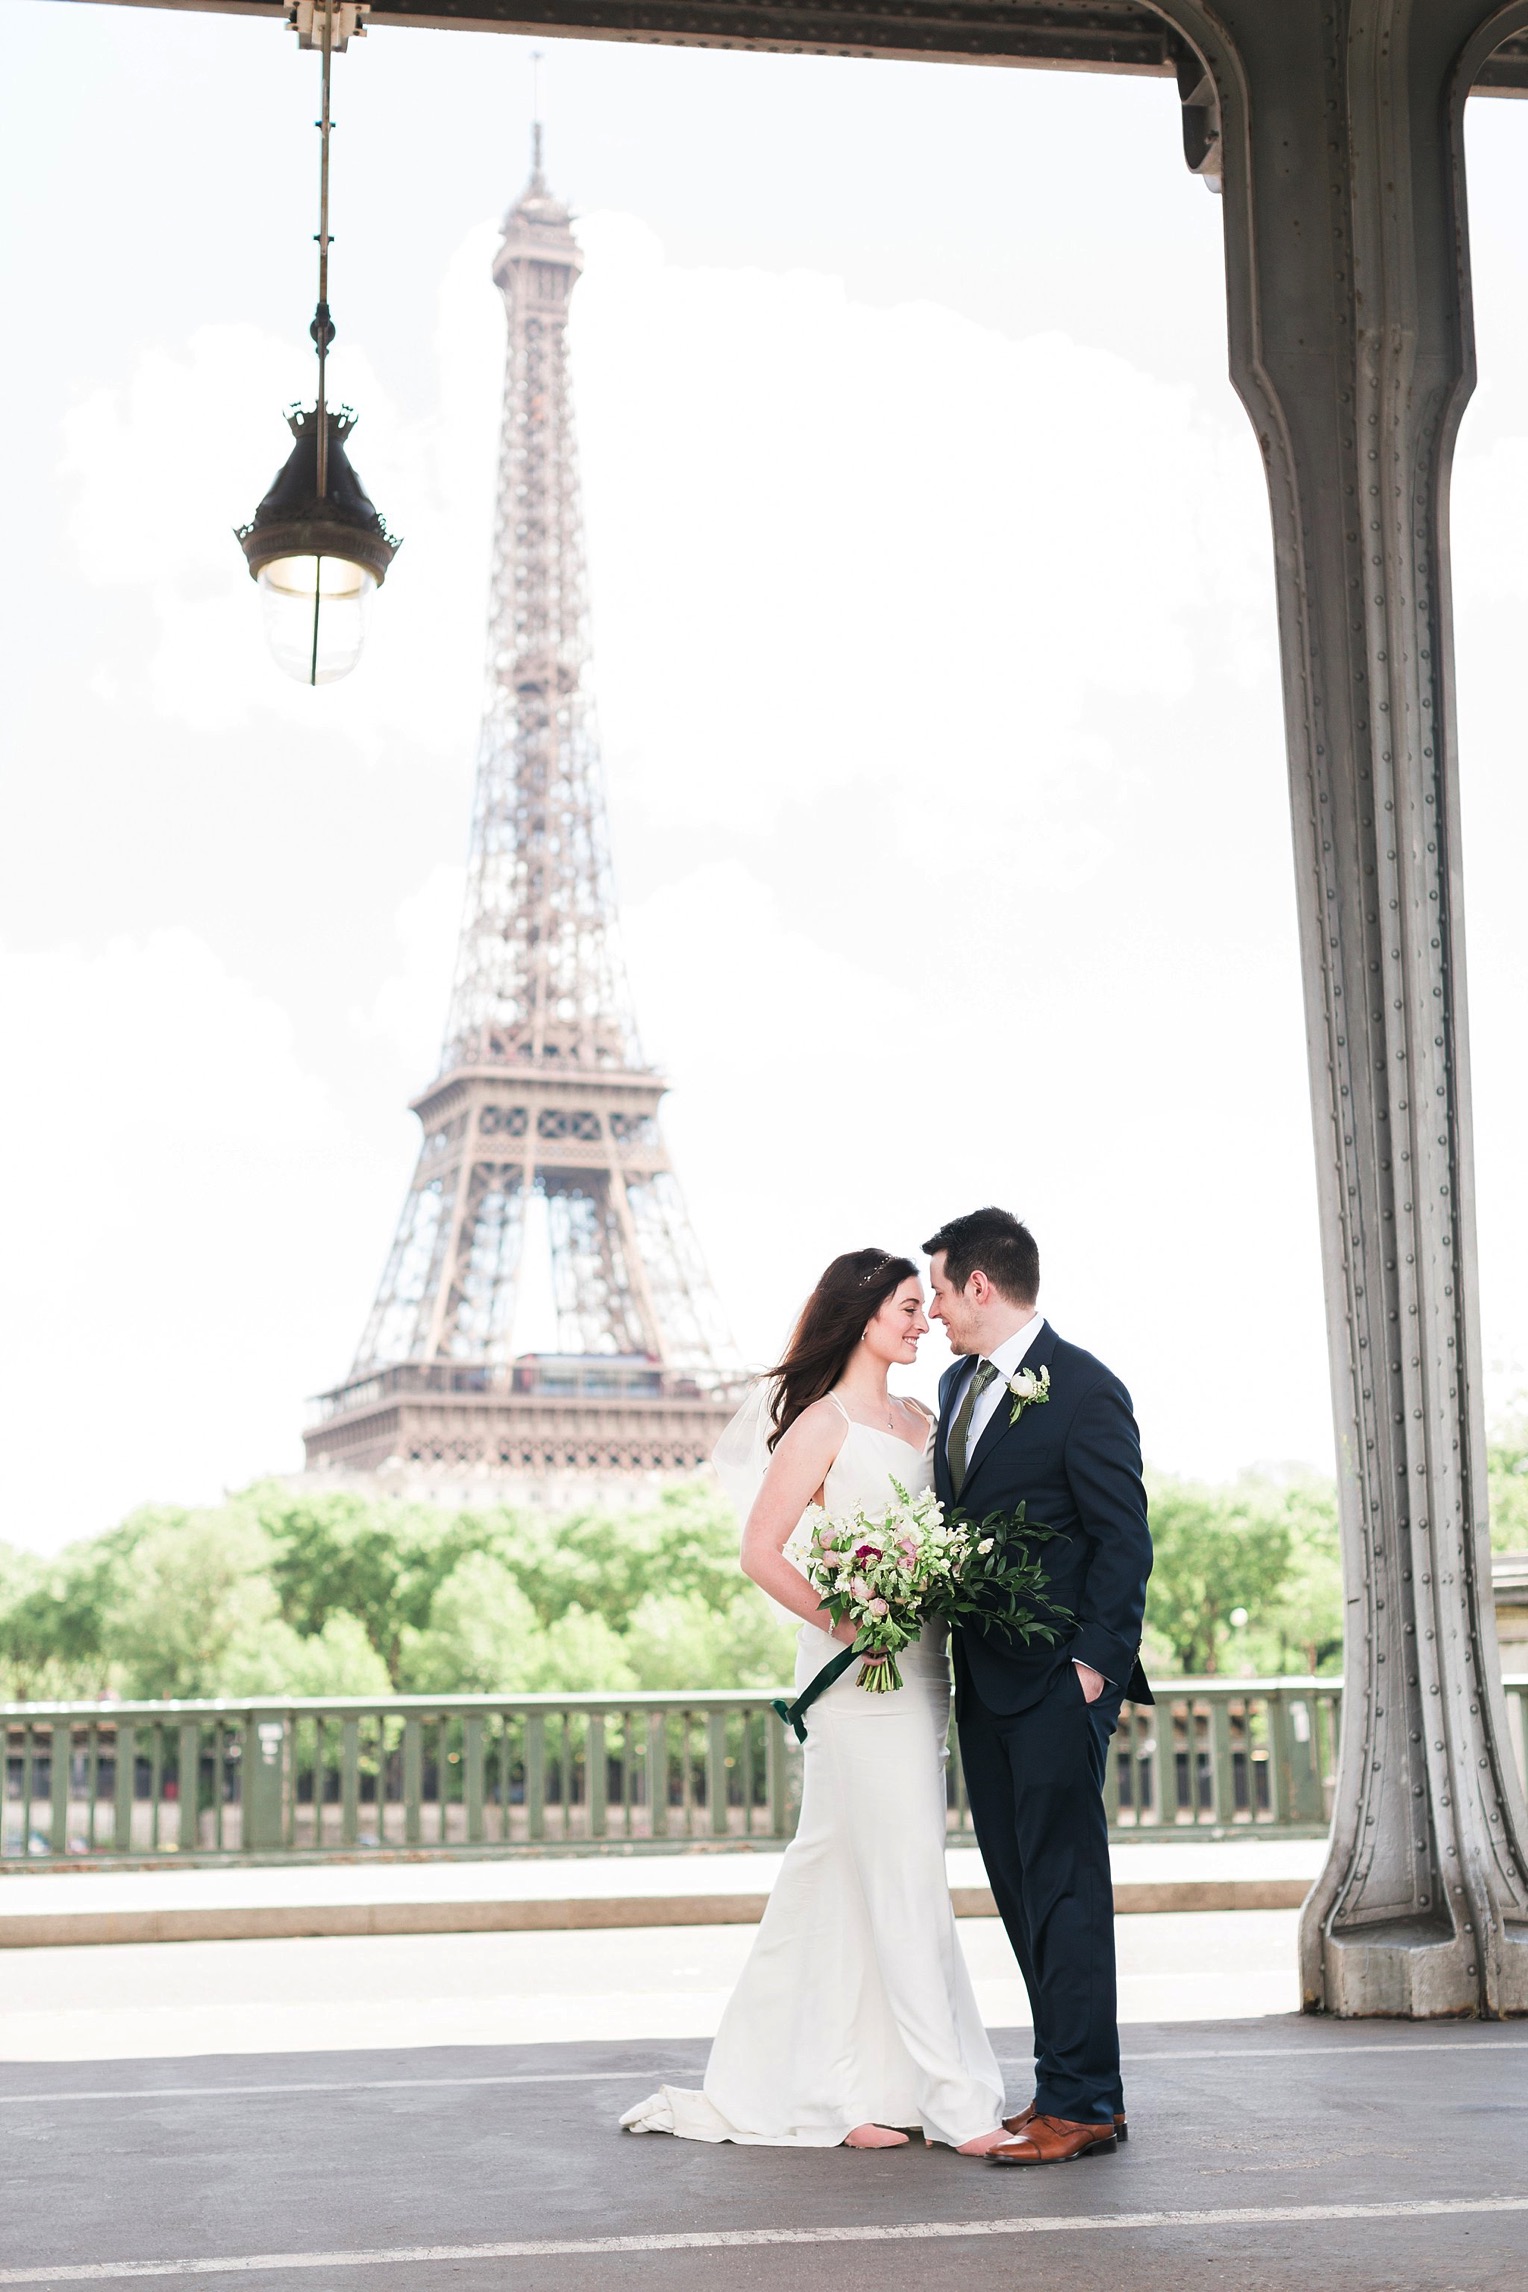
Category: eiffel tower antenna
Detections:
[{"x1": 306, "y1": 140, "x2": 741, "y2": 1492}]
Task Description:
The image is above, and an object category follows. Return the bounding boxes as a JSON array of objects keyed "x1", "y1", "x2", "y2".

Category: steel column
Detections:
[{"x1": 1184, "y1": 0, "x2": 1528, "y2": 2014}]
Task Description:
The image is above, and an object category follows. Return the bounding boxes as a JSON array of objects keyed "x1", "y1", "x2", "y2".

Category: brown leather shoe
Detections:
[
  {"x1": 989, "y1": 2113, "x2": 1118, "y2": 2165},
  {"x1": 1003, "y1": 2099, "x2": 1127, "y2": 2144}
]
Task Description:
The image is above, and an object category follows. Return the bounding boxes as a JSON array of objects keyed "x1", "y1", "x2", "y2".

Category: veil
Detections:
[{"x1": 712, "y1": 1377, "x2": 779, "y2": 1527}]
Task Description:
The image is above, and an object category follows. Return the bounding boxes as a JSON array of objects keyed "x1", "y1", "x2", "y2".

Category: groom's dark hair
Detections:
[{"x1": 923, "y1": 1208, "x2": 1039, "y2": 1306}]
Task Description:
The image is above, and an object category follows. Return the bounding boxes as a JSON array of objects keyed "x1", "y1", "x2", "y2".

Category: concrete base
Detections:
[
  {"x1": 0, "y1": 1840, "x2": 1325, "y2": 1950},
  {"x1": 0, "y1": 1874, "x2": 1312, "y2": 1948},
  {"x1": 1316, "y1": 1916, "x2": 1528, "y2": 2018}
]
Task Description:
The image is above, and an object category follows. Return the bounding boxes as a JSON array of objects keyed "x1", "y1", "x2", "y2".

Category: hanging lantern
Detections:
[
  {"x1": 238, "y1": 405, "x2": 398, "y2": 684},
  {"x1": 236, "y1": 2, "x2": 399, "y2": 685}
]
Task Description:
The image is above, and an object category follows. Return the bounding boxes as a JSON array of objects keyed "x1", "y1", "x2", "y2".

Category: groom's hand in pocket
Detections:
[{"x1": 1072, "y1": 1661, "x2": 1106, "y2": 1705}]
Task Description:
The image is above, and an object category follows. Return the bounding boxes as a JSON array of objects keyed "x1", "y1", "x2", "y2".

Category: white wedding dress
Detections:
[{"x1": 620, "y1": 1399, "x2": 1004, "y2": 2147}]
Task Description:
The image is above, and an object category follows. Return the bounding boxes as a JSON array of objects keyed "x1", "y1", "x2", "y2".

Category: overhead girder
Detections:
[{"x1": 86, "y1": 0, "x2": 1528, "y2": 2014}]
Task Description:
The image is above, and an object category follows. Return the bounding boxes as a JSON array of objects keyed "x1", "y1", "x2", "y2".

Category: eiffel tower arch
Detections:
[{"x1": 305, "y1": 137, "x2": 742, "y2": 1500}]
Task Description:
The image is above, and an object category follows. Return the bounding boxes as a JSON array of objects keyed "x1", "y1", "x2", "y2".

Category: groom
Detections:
[{"x1": 926, "y1": 1207, "x2": 1152, "y2": 2165}]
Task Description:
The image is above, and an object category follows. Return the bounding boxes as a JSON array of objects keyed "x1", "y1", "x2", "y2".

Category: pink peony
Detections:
[
  {"x1": 850, "y1": 1575, "x2": 871, "y2": 1603},
  {"x1": 896, "y1": 1534, "x2": 919, "y2": 1563},
  {"x1": 867, "y1": 1598, "x2": 890, "y2": 1618}
]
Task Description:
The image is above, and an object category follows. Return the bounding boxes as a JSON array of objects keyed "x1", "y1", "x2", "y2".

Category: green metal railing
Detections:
[{"x1": 4, "y1": 1677, "x2": 1523, "y2": 1868}]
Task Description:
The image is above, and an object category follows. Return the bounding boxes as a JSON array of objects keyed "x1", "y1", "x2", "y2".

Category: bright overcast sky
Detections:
[{"x1": 4, "y1": 5, "x2": 1528, "y2": 1551}]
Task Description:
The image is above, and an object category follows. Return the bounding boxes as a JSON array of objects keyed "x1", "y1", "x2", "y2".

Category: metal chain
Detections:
[{"x1": 311, "y1": 0, "x2": 335, "y2": 501}]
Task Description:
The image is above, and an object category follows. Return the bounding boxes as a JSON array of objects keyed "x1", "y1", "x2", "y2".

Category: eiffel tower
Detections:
[{"x1": 305, "y1": 135, "x2": 741, "y2": 1493}]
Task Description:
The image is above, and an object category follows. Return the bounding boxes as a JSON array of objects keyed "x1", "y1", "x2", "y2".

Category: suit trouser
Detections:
[{"x1": 957, "y1": 1663, "x2": 1122, "y2": 2125}]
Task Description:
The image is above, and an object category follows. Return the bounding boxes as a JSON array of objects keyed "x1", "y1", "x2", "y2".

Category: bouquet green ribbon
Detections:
[
  {"x1": 771, "y1": 1636, "x2": 881, "y2": 1744},
  {"x1": 772, "y1": 1490, "x2": 1072, "y2": 1743}
]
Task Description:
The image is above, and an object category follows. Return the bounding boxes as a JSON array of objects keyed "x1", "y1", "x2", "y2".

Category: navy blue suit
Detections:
[{"x1": 936, "y1": 1322, "x2": 1152, "y2": 2126}]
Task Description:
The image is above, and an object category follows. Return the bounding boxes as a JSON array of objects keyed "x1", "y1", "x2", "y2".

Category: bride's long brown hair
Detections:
[{"x1": 766, "y1": 1249, "x2": 919, "y2": 1450}]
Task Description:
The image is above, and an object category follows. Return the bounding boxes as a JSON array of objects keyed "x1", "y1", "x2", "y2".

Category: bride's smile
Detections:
[{"x1": 860, "y1": 1277, "x2": 930, "y2": 1371}]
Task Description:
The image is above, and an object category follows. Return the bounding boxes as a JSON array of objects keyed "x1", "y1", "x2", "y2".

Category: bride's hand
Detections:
[{"x1": 834, "y1": 1621, "x2": 888, "y2": 1667}]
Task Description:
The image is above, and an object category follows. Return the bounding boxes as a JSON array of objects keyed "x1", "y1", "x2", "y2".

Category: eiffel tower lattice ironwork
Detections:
[{"x1": 305, "y1": 136, "x2": 740, "y2": 1486}]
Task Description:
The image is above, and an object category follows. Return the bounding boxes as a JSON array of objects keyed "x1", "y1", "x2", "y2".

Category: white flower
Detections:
[
  {"x1": 977, "y1": 1537, "x2": 995, "y2": 1554},
  {"x1": 1004, "y1": 1361, "x2": 1052, "y2": 1424}
]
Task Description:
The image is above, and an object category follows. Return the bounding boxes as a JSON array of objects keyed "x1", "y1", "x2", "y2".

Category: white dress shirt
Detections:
[
  {"x1": 946, "y1": 1313, "x2": 1047, "y2": 1466},
  {"x1": 946, "y1": 1311, "x2": 1107, "y2": 1687}
]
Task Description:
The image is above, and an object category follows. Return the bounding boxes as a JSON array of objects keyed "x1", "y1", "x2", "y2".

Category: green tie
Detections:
[{"x1": 948, "y1": 1359, "x2": 998, "y2": 1496}]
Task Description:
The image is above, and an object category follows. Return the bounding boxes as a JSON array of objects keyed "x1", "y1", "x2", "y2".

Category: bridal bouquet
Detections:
[{"x1": 772, "y1": 1482, "x2": 1071, "y2": 1738}]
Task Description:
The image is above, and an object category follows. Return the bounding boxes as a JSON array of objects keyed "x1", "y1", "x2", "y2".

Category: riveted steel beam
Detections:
[{"x1": 1175, "y1": 0, "x2": 1528, "y2": 2017}]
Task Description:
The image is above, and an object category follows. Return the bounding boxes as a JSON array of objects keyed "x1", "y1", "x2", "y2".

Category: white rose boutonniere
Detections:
[{"x1": 1005, "y1": 1363, "x2": 1052, "y2": 1427}]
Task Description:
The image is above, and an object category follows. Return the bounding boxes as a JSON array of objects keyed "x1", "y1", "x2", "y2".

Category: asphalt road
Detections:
[{"x1": 4, "y1": 2018, "x2": 1526, "y2": 2291}]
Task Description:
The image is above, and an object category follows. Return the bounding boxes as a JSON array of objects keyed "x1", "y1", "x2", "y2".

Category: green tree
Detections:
[
  {"x1": 490, "y1": 1482, "x2": 742, "y2": 1637},
  {"x1": 216, "y1": 1611, "x2": 394, "y2": 1699},
  {"x1": 622, "y1": 1588, "x2": 797, "y2": 1692},
  {"x1": 1487, "y1": 1408, "x2": 1528, "y2": 1553},
  {"x1": 1144, "y1": 1477, "x2": 1294, "y2": 1676},
  {"x1": 92, "y1": 1504, "x2": 288, "y2": 1700},
  {"x1": 1258, "y1": 1478, "x2": 1344, "y2": 1674},
  {"x1": 1, "y1": 1534, "x2": 131, "y2": 1700},
  {"x1": 247, "y1": 1484, "x2": 489, "y2": 1686},
  {"x1": 401, "y1": 1552, "x2": 638, "y2": 1693},
  {"x1": 0, "y1": 1545, "x2": 62, "y2": 1699}
]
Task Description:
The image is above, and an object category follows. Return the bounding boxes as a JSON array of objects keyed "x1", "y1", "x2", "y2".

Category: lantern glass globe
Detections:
[{"x1": 257, "y1": 552, "x2": 376, "y2": 685}]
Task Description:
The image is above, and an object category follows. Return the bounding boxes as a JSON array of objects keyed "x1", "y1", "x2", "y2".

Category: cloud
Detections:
[
  {"x1": 359, "y1": 861, "x2": 466, "y2": 1075},
  {"x1": 569, "y1": 211, "x2": 1274, "y2": 865},
  {"x1": 22, "y1": 210, "x2": 1359, "y2": 1531},
  {"x1": 0, "y1": 929, "x2": 369, "y2": 1542},
  {"x1": 59, "y1": 318, "x2": 488, "y2": 756}
]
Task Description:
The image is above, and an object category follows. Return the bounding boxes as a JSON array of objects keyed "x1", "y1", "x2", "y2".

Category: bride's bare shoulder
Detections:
[
  {"x1": 773, "y1": 1396, "x2": 848, "y2": 1456},
  {"x1": 800, "y1": 1395, "x2": 850, "y2": 1434}
]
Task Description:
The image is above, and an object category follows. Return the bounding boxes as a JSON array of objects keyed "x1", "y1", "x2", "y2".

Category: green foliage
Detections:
[
  {"x1": 92, "y1": 1505, "x2": 289, "y2": 1702},
  {"x1": 1256, "y1": 1478, "x2": 1344, "y2": 1675},
  {"x1": 1487, "y1": 1408, "x2": 1528, "y2": 1553},
  {"x1": 0, "y1": 1478, "x2": 794, "y2": 1702},
  {"x1": 244, "y1": 1484, "x2": 488, "y2": 1685},
  {"x1": 0, "y1": 1450, "x2": 1371, "y2": 1703},
  {"x1": 0, "y1": 1543, "x2": 110, "y2": 1700},
  {"x1": 399, "y1": 1553, "x2": 639, "y2": 1694},
  {"x1": 621, "y1": 1589, "x2": 798, "y2": 1692},
  {"x1": 217, "y1": 1611, "x2": 395, "y2": 1700},
  {"x1": 1143, "y1": 1475, "x2": 1295, "y2": 1677},
  {"x1": 494, "y1": 1483, "x2": 748, "y2": 1635},
  {"x1": 1138, "y1": 1467, "x2": 1345, "y2": 1679}
]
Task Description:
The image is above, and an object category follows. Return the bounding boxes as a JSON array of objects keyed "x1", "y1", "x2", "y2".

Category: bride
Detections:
[{"x1": 621, "y1": 1248, "x2": 1008, "y2": 2153}]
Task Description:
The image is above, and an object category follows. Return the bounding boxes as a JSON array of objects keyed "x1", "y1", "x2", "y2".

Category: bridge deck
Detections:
[{"x1": 4, "y1": 2018, "x2": 1525, "y2": 2290}]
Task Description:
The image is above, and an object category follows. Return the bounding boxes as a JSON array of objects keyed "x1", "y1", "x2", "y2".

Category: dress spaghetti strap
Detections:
[{"x1": 825, "y1": 1390, "x2": 852, "y2": 1422}]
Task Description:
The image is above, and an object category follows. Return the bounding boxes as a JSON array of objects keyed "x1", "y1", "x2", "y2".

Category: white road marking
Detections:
[
  {"x1": 3, "y1": 2036, "x2": 1524, "y2": 2107},
  {"x1": 2, "y1": 2198, "x2": 1527, "y2": 2281},
  {"x1": 0, "y1": 2072, "x2": 627, "y2": 2104},
  {"x1": 1120, "y1": 2038, "x2": 1528, "y2": 2065}
]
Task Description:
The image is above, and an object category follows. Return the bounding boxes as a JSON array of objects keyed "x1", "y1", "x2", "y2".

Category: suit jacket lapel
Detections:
[{"x1": 959, "y1": 1322, "x2": 1058, "y2": 1501}]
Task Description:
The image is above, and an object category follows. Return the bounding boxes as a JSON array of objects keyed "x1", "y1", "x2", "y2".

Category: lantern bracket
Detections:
[{"x1": 290, "y1": 2, "x2": 369, "y2": 50}]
